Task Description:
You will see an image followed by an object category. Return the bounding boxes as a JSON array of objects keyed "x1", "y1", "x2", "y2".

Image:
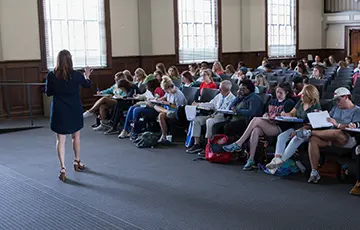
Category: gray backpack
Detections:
[{"x1": 133, "y1": 132, "x2": 158, "y2": 148}]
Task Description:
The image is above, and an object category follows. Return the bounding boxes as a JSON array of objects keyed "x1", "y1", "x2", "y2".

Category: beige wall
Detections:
[
  {"x1": 298, "y1": 0, "x2": 323, "y2": 49},
  {"x1": 110, "y1": 0, "x2": 140, "y2": 56},
  {"x1": 326, "y1": 24, "x2": 345, "y2": 49},
  {"x1": 0, "y1": 0, "x2": 40, "y2": 60},
  {"x1": 0, "y1": 0, "x2": 325, "y2": 61}
]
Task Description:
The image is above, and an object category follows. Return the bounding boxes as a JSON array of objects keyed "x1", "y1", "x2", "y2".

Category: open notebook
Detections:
[{"x1": 307, "y1": 111, "x2": 333, "y2": 129}]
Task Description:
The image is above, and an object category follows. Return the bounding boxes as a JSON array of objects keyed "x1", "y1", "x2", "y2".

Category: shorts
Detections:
[
  {"x1": 166, "y1": 111, "x2": 177, "y2": 119},
  {"x1": 329, "y1": 132, "x2": 357, "y2": 149}
]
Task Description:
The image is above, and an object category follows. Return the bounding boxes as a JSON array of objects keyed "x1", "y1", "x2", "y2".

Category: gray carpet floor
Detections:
[{"x1": 0, "y1": 118, "x2": 359, "y2": 230}]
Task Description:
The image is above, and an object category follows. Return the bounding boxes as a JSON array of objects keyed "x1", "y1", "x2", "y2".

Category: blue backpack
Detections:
[{"x1": 259, "y1": 159, "x2": 299, "y2": 177}]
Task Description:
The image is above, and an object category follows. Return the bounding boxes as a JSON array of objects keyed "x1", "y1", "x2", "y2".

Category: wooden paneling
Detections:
[
  {"x1": 0, "y1": 49, "x2": 347, "y2": 118},
  {"x1": 325, "y1": 0, "x2": 360, "y2": 13},
  {"x1": 0, "y1": 60, "x2": 42, "y2": 118}
]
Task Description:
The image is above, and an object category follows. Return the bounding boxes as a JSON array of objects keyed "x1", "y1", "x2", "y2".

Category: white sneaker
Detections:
[
  {"x1": 93, "y1": 124, "x2": 109, "y2": 132},
  {"x1": 266, "y1": 157, "x2": 284, "y2": 169},
  {"x1": 83, "y1": 111, "x2": 94, "y2": 118},
  {"x1": 118, "y1": 130, "x2": 129, "y2": 139}
]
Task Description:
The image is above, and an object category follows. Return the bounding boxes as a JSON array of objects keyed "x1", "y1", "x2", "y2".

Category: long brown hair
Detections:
[{"x1": 54, "y1": 50, "x2": 74, "y2": 80}]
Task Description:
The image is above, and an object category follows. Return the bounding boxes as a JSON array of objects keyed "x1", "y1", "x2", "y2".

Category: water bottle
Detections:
[{"x1": 295, "y1": 161, "x2": 306, "y2": 173}]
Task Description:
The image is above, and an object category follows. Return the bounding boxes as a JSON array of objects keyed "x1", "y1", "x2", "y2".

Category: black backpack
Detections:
[{"x1": 132, "y1": 132, "x2": 158, "y2": 148}]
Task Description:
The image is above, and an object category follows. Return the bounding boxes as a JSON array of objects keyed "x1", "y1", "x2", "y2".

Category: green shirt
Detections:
[{"x1": 294, "y1": 100, "x2": 321, "y2": 120}]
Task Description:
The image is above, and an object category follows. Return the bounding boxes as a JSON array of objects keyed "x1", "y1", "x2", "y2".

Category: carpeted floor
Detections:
[{"x1": 0, "y1": 118, "x2": 359, "y2": 230}]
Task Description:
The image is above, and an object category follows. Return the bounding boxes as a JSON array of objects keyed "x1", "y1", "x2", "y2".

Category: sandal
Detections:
[
  {"x1": 59, "y1": 167, "x2": 66, "y2": 181},
  {"x1": 74, "y1": 160, "x2": 85, "y2": 171}
]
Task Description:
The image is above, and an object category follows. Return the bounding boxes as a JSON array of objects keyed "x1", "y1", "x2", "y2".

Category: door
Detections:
[{"x1": 350, "y1": 30, "x2": 360, "y2": 65}]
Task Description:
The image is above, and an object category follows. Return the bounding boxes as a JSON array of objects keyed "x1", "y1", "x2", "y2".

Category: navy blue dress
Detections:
[{"x1": 45, "y1": 71, "x2": 92, "y2": 134}]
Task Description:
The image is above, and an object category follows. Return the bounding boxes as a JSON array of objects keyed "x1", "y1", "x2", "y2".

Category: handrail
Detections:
[{"x1": 0, "y1": 82, "x2": 46, "y2": 126}]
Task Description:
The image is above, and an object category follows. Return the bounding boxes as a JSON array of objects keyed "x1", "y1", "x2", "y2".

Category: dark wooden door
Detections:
[{"x1": 350, "y1": 30, "x2": 360, "y2": 65}]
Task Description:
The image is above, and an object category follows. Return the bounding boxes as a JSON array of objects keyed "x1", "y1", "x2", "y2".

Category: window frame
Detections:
[
  {"x1": 37, "y1": 0, "x2": 112, "y2": 71},
  {"x1": 173, "y1": 0, "x2": 222, "y2": 64},
  {"x1": 265, "y1": 0, "x2": 299, "y2": 59}
]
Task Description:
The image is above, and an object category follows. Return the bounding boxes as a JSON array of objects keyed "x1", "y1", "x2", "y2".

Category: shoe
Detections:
[
  {"x1": 73, "y1": 160, "x2": 85, "y2": 171},
  {"x1": 59, "y1": 167, "x2": 66, "y2": 181},
  {"x1": 101, "y1": 120, "x2": 112, "y2": 127},
  {"x1": 83, "y1": 110, "x2": 94, "y2": 118},
  {"x1": 118, "y1": 130, "x2": 129, "y2": 139},
  {"x1": 186, "y1": 144, "x2": 203, "y2": 154},
  {"x1": 350, "y1": 181, "x2": 360, "y2": 196},
  {"x1": 308, "y1": 172, "x2": 321, "y2": 184},
  {"x1": 243, "y1": 158, "x2": 256, "y2": 171},
  {"x1": 266, "y1": 157, "x2": 284, "y2": 169},
  {"x1": 93, "y1": 124, "x2": 108, "y2": 132},
  {"x1": 223, "y1": 143, "x2": 242, "y2": 152},
  {"x1": 104, "y1": 128, "x2": 119, "y2": 135},
  {"x1": 197, "y1": 150, "x2": 205, "y2": 157},
  {"x1": 158, "y1": 138, "x2": 171, "y2": 145},
  {"x1": 355, "y1": 146, "x2": 360, "y2": 156},
  {"x1": 296, "y1": 129, "x2": 312, "y2": 139}
]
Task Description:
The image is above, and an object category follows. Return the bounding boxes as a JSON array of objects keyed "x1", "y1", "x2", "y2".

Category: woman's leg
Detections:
[
  {"x1": 236, "y1": 118, "x2": 277, "y2": 146},
  {"x1": 72, "y1": 131, "x2": 81, "y2": 161},
  {"x1": 158, "y1": 112, "x2": 168, "y2": 140},
  {"x1": 123, "y1": 105, "x2": 136, "y2": 132},
  {"x1": 88, "y1": 97, "x2": 115, "y2": 113},
  {"x1": 248, "y1": 124, "x2": 280, "y2": 159},
  {"x1": 266, "y1": 128, "x2": 294, "y2": 169},
  {"x1": 56, "y1": 134, "x2": 66, "y2": 169},
  {"x1": 99, "y1": 104, "x2": 108, "y2": 120},
  {"x1": 281, "y1": 136, "x2": 307, "y2": 162}
]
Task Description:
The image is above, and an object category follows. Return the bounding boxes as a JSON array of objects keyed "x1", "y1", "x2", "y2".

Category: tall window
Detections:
[
  {"x1": 41, "y1": 0, "x2": 107, "y2": 69},
  {"x1": 176, "y1": 0, "x2": 220, "y2": 64},
  {"x1": 267, "y1": 0, "x2": 297, "y2": 58}
]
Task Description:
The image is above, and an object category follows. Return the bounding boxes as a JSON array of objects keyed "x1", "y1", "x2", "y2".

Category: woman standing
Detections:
[{"x1": 45, "y1": 50, "x2": 92, "y2": 181}]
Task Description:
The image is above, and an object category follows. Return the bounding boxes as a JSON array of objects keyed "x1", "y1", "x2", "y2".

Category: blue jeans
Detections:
[{"x1": 123, "y1": 105, "x2": 158, "y2": 132}]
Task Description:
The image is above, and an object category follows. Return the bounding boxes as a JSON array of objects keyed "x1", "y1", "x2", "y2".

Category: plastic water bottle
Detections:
[{"x1": 296, "y1": 161, "x2": 306, "y2": 173}]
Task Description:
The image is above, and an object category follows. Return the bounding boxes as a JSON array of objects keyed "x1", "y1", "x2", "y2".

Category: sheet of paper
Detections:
[
  {"x1": 345, "y1": 128, "x2": 360, "y2": 133},
  {"x1": 307, "y1": 111, "x2": 333, "y2": 129}
]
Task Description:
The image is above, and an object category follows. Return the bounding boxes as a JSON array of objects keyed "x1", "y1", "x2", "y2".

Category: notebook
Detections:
[{"x1": 307, "y1": 111, "x2": 333, "y2": 129}]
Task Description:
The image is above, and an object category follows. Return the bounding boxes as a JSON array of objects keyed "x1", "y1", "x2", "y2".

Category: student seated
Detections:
[
  {"x1": 154, "y1": 76, "x2": 188, "y2": 144},
  {"x1": 295, "y1": 88, "x2": 360, "y2": 184},
  {"x1": 186, "y1": 80, "x2": 236, "y2": 154},
  {"x1": 337, "y1": 61, "x2": 348, "y2": 73},
  {"x1": 266, "y1": 84, "x2": 321, "y2": 171},
  {"x1": 104, "y1": 79, "x2": 139, "y2": 135},
  {"x1": 134, "y1": 68, "x2": 147, "y2": 87},
  {"x1": 312, "y1": 55, "x2": 323, "y2": 66},
  {"x1": 155, "y1": 63, "x2": 168, "y2": 78},
  {"x1": 224, "y1": 64, "x2": 236, "y2": 75},
  {"x1": 188, "y1": 63, "x2": 200, "y2": 77},
  {"x1": 329, "y1": 55, "x2": 337, "y2": 67},
  {"x1": 223, "y1": 82, "x2": 295, "y2": 170},
  {"x1": 310, "y1": 65, "x2": 324, "y2": 79},
  {"x1": 179, "y1": 71, "x2": 195, "y2": 90},
  {"x1": 257, "y1": 59, "x2": 268, "y2": 70},
  {"x1": 118, "y1": 74, "x2": 165, "y2": 139},
  {"x1": 199, "y1": 69, "x2": 217, "y2": 94},
  {"x1": 345, "y1": 56, "x2": 354, "y2": 68},
  {"x1": 231, "y1": 67, "x2": 248, "y2": 84},
  {"x1": 168, "y1": 66, "x2": 180, "y2": 80},
  {"x1": 213, "y1": 80, "x2": 264, "y2": 138},
  {"x1": 212, "y1": 61, "x2": 224, "y2": 75},
  {"x1": 254, "y1": 74, "x2": 269, "y2": 93},
  {"x1": 83, "y1": 71, "x2": 127, "y2": 123}
]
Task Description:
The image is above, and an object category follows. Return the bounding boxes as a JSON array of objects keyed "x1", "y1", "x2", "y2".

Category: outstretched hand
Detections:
[{"x1": 84, "y1": 66, "x2": 93, "y2": 78}]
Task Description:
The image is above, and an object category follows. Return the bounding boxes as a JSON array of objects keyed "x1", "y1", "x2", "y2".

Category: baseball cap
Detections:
[
  {"x1": 333, "y1": 87, "x2": 351, "y2": 100},
  {"x1": 240, "y1": 67, "x2": 248, "y2": 74},
  {"x1": 143, "y1": 74, "x2": 156, "y2": 84}
]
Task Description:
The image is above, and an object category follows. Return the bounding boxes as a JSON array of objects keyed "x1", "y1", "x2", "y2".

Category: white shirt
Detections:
[{"x1": 199, "y1": 92, "x2": 236, "y2": 110}]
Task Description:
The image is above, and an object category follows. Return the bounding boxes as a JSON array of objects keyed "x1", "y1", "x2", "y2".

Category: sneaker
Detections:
[
  {"x1": 101, "y1": 120, "x2": 112, "y2": 127},
  {"x1": 355, "y1": 146, "x2": 360, "y2": 156},
  {"x1": 296, "y1": 129, "x2": 312, "y2": 139},
  {"x1": 83, "y1": 111, "x2": 94, "y2": 118},
  {"x1": 93, "y1": 124, "x2": 109, "y2": 132},
  {"x1": 186, "y1": 144, "x2": 203, "y2": 154},
  {"x1": 118, "y1": 130, "x2": 129, "y2": 139},
  {"x1": 308, "y1": 172, "x2": 321, "y2": 184},
  {"x1": 243, "y1": 158, "x2": 256, "y2": 171},
  {"x1": 223, "y1": 143, "x2": 242, "y2": 152},
  {"x1": 197, "y1": 150, "x2": 205, "y2": 157},
  {"x1": 266, "y1": 157, "x2": 284, "y2": 169},
  {"x1": 350, "y1": 181, "x2": 360, "y2": 196},
  {"x1": 104, "y1": 128, "x2": 119, "y2": 135},
  {"x1": 158, "y1": 138, "x2": 171, "y2": 145}
]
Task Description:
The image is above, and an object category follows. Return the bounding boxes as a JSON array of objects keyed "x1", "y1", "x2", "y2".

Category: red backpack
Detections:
[{"x1": 205, "y1": 134, "x2": 233, "y2": 163}]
